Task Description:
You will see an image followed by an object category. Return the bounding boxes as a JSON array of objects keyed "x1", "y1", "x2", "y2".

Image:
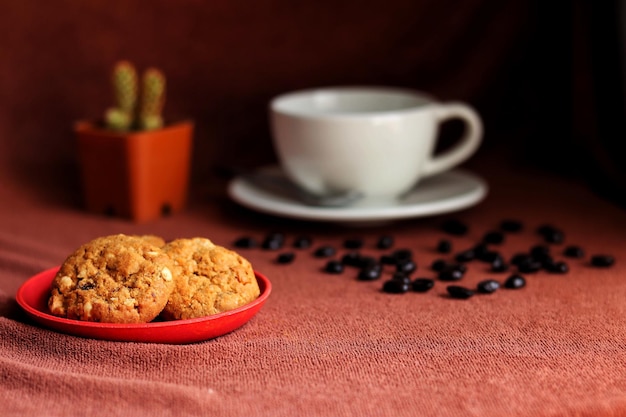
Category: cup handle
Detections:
[{"x1": 421, "y1": 102, "x2": 483, "y2": 177}]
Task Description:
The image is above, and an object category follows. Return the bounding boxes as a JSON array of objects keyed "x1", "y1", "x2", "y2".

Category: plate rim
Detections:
[
  {"x1": 228, "y1": 166, "x2": 488, "y2": 222},
  {"x1": 16, "y1": 266, "x2": 271, "y2": 343}
]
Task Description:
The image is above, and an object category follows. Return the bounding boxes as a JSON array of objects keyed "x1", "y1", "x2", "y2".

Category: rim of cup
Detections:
[{"x1": 270, "y1": 86, "x2": 437, "y2": 119}]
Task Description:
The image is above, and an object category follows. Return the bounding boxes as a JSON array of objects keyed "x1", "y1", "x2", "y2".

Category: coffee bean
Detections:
[
  {"x1": 234, "y1": 236, "x2": 258, "y2": 249},
  {"x1": 262, "y1": 232, "x2": 284, "y2": 250},
  {"x1": 358, "y1": 265, "x2": 382, "y2": 281},
  {"x1": 342, "y1": 252, "x2": 376, "y2": 269},
  {"x1": 396, "y1": 258, "x2": 417, "y2": 274},
  {"x1": 504, "y1": 274, "x2": 526, "y2": 289},
  {"x1": 473, "y1": 244, "x2": 491, "y2": 261},
  {"x1": 483, "y1": 231, "x2": 505, "y2": 245},
  {"x1": 341, "y1": 252, "x2": 362, "y2": 267},
  {"x1": 383, "y1": 279, "x2": 410, "y2": 294},
  {"x1": 447, "y1": 285, "x2": 474, "y2": 299},
  {"x1": 391, "y1": 272, "x2": 411, "y2": 284},
  {"x1": 490, "y1": 256, "x2": 509, "y2": 272},
  {"x1": 500, "y1": 219, "x2": 523, "y2": 232},
  {"x1": 431, "y1": 259, "x2": 448, "y2": 272},
  {"x1": 544, "y1": 229, "x2": 564, "y2": 244},
  {"x1": 510, "y1": 253, "x2": 532, "y2": 266},
  {"x1": 517, "y1": 259, "x2": 542, "y2": 273},
  {"x1": 314, "y1": 245, "x2": 336, "y2": 258},
  {"x1": 276, "y1": 252, "x2": 295, "y2": 264},
  {"x1": 477, "y1": 279, "x2": 500, "y2": 294},
  {"x1": 412, "y1": 278, "x2": 435, "y2": 292},
  {"x1": 293, "y1": 236, "x2": 313, "y2": 249},
  {"x1": 563, "y1": 245, "x2": 585, "y2": 258},
  {"x1": 392, "y1": 248, "x2": 413, "y2": 261},
  {"x1": 545, "y1": 260, "x2": 569, "y2": 273},
  {"x1": 536, "y1": 224, "x2": 556, "y2": 235},
  {"x1": 376, "y1": 235, "x2": 394, "y2": 250},
  {"x1": 438, "y1": 268, "x2": 464, "y2": 281},
  {"x1": 341, "y1": 252, "x2": 378, "y2": 268},
  {"x1": 344, "y1": 238, "x2": 364, "y2": 249},
  {"x1": 530, "y1": 245, "x2": 551, "y2": 261},
  {"x1": 591, "y1": 255, "x2": 615, "y2": 267},
  {"x1": 538, "y1": 255, "x2": 555, "y2": 269},
  {"x1": 537, "y1": 225, "x2": 564, "y2": 244},
  {"x1": 437, "y1": 239, "x2": 452, "y2": 254},
  {"x1": 442, "y1": 219, "x2": 469, "y2": 236},
  {"x1": 455, "y1": 248, "x2": 476, "y2": 263},
  {"x1": 324, "y1": 260, "x2": 344, "y2": 274}
]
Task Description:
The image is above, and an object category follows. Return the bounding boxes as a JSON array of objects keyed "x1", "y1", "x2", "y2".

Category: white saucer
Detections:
[{"x1": 227, "y1": 166, "x2": 488, "y2": 224}]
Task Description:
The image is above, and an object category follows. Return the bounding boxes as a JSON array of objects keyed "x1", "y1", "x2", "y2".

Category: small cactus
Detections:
[
  {"x1": 138, "y1": 68, "x2": 165, "y2": 130},
  {"x1": 105, "y1": 61, "x2": 138, "y2": 131},
  {"x1": 103, "y1": 61, "x2": 166, "y2": 131}
]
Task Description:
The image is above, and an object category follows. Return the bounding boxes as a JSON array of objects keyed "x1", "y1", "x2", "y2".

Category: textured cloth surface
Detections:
[{"x1": 1, "y1": 162, "x2": 626, "y2": 417}]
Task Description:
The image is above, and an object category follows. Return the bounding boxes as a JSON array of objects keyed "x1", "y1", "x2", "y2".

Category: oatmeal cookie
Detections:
[
  {"x1": 48, "y1": 234, "x2": 175, "y2": 323},
  {"x1": 162, "y1": 237, "x2": 260, "y2": 320}
]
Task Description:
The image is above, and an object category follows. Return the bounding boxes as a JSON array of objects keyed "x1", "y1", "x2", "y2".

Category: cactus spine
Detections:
[{"x1": 104, "y1": 61, "x2": 166, "y2": 131}]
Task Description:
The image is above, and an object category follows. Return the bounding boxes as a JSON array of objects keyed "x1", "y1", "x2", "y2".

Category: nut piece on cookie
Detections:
[
  {"x1": 48, "y1": 234, "x2": 176, "y2": 323},
  {"x1": 162, "y1": 237, "x2": 260, "y2": 320}
]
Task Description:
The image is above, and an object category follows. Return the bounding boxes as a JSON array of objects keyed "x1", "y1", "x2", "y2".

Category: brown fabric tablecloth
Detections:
[{"x1": 2, "y1": 159, "x2": 626, "y2": 417}]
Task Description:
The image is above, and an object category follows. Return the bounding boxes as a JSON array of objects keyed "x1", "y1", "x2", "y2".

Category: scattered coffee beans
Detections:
[{"x1": 241, "y1": 219, "x2": 615, "y2": 302}]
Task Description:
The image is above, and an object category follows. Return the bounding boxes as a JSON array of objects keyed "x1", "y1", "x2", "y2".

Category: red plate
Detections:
[{"x1": 16, "y1": 266, "x2": 271, "y2": 344}]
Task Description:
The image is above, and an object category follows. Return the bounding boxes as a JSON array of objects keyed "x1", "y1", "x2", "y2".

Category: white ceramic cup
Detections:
[{"x1": 270, "y1": 86, "x2": 483, "y2": 200}]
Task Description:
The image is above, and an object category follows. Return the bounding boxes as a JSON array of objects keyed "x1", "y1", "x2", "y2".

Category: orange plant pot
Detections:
[{"x1": 75, "y1": 120, "x2": 194, "y2": 222}]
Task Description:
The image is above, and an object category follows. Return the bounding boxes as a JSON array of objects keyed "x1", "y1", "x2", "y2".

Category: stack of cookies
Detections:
[{"x1": 48, "y1": 234, "x2": 260, "y2": 323}]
